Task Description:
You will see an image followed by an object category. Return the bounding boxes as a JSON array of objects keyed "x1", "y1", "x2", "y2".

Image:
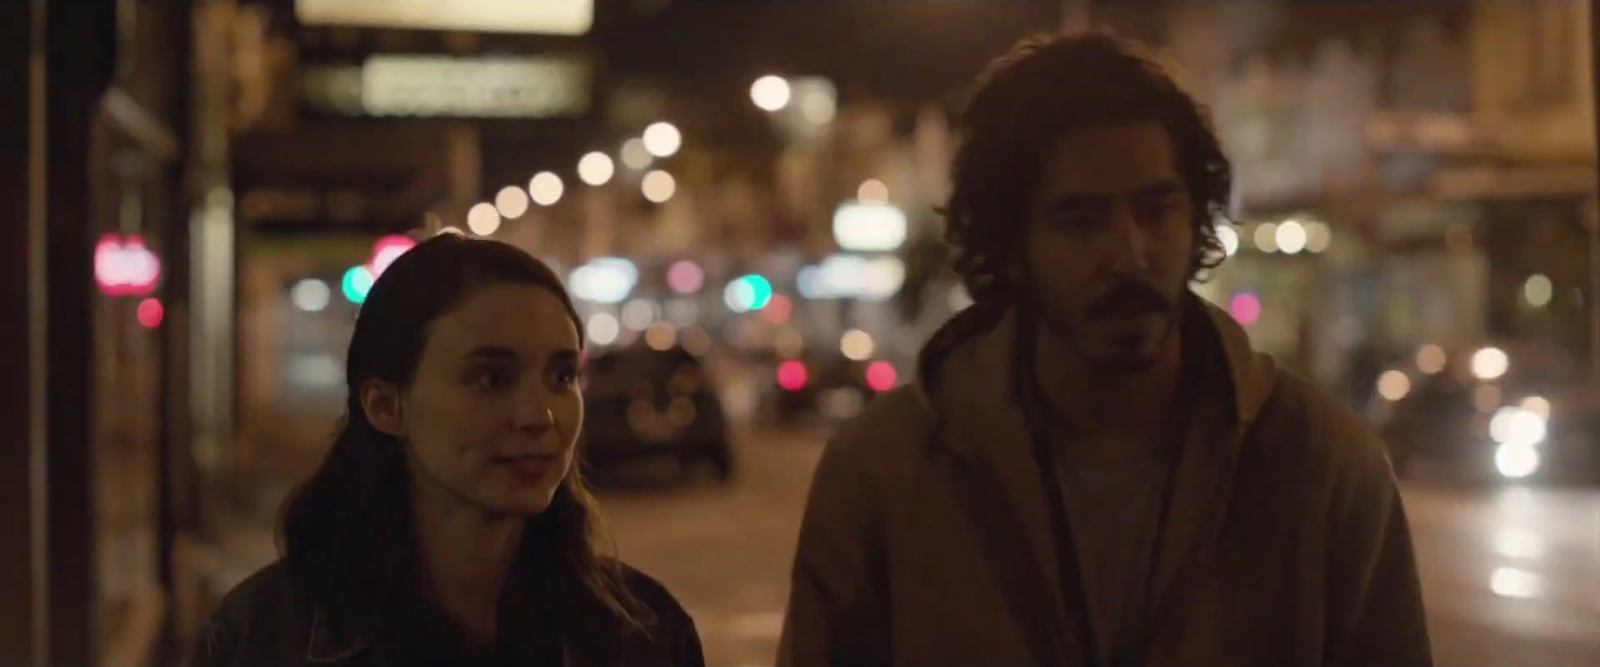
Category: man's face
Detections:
[{"x1": 1024, "y1": 122, "x2": 1194, "y2": 374}]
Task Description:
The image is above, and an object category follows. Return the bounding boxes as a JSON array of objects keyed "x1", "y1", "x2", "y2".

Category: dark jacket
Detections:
[
  {"x1": 192, "y1": 558, "x2": 704, "y2": 667},
  {"x1": 779, "y1": 297, "x2": 1433, "y2": 666}
]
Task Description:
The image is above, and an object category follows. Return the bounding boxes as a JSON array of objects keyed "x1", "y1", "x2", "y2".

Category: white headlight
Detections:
[
  {"x1": 1471, "y1": 346, "x2": 1510, "y2": 381},
  {"x1": 1494, "y1": 442, "x2": 1541, "y2": 479},
  {"x1": 1489, "y1": 407, "x2": 1547, "y2": 447}
]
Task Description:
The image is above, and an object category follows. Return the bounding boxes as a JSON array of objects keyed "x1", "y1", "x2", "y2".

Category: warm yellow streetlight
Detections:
[{"x1": 751, "y1": 75, "x2": 792, "y2": 112}]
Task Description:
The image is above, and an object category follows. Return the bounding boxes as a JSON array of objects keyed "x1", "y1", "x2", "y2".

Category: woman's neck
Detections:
[{"x1": 411, "y1": 481, "x2": 526, "y2": 646}]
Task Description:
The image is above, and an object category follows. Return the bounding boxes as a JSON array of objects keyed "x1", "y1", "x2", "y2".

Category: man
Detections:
[{"x1": 778, "y1": 33, "x2": 1432, "y2": 667}]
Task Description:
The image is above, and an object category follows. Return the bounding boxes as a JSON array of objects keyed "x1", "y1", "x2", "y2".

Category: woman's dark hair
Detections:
[
  {"x1": 278, "y1": 233, "x2": 646, "y2": 632},
  {"x1": 924, "y1": 32, "x2": 1234, "y2": 377}
]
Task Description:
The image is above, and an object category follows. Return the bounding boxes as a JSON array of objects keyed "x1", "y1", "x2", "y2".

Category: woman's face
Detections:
[{"x1": 372, "y1": 283, "x2": 584, "y2": 517}]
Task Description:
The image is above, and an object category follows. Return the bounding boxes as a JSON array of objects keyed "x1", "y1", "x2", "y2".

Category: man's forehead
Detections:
[{"x1": 1037, "y1": 123, "x2": 1179, "y2": 195}]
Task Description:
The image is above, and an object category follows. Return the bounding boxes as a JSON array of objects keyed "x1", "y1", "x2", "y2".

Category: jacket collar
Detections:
[
  {"x1": 306, "y1": 608, "x2": 367, "y2": 664},
  {"x1": 912, "y1": 292, "x2": 1281, "y2": 460},
  {"x1": 304, "y1": 531, "x2": 583, "y2": 666},
  {"x1": 908, "y1": 292, "x2": 1282, "y2": 624}
]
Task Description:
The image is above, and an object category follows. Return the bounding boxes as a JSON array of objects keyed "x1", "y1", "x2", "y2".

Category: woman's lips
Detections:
[{"x1": 494, "y1": 454, "x2": 558, "y2": 479}]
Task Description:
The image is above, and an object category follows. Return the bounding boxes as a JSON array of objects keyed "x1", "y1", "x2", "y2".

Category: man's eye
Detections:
[
  {"x1": 1137, "y1": 202, "x2": 1178, "y2": 223},
  {"x1": 1053, "y1": 213, "x2": 1100, "y2": 229}
]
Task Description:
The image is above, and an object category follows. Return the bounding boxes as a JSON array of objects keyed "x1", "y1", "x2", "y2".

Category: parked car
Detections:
[
  {"x1": 581, "y1": 344, "x2": 734, "y2": 482},
  {"x1": 1375, "y1": 342, "x2": 1600, "y2": 483},
  {"x1": 760, "y1": 350, "x2": 901, "y2": 425}
]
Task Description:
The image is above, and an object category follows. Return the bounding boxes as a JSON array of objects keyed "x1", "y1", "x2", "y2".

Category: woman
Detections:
[{"x1": 193, "y1": 235, "x2": 704, "y2": 666}]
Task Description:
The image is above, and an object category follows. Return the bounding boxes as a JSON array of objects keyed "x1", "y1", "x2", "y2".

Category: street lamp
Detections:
[
  {"x1": 577, "y1": 151, "x2": 615, "y2": 186},
  {"x1": 750, "y1": 75, "x2": 792, "y2": 112},
  {"x1": 642, "y1": 122, "x2": 682, "y2": 158}
]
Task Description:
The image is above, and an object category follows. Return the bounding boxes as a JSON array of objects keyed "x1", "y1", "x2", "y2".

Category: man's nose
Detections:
[{"x1": 1105, "y1": 209, "x2": 1151, "y2": 273}]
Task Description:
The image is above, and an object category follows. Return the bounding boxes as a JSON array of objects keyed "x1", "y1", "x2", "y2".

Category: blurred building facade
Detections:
[{"x1": 7, "y1": 2, "x2": 1599, "y2": 665}]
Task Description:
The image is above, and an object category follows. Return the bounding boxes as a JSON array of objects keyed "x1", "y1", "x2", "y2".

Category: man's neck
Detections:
[
  {"x1": 1032, "y1": 319, "x2": 1184, "y2": 438},
  {"x1": 411, "y1": 482, "x2": 525, "y2": 644}
]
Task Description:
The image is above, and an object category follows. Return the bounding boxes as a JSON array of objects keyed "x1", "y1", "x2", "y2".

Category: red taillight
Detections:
[
  {"x1": 777, "y1": 360, "x2": 809, "y2": 392},
  {"x1": 865, "y1": 361, "x2": 897, "y2": 392}
]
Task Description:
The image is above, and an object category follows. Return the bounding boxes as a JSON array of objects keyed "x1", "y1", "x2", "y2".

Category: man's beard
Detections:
[{"x1": 1032, "y1": 291, "x2": 1182, "y2": 375}]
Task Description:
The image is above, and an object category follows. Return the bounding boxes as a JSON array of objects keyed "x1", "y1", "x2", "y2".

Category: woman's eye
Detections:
[
  {"x1": 474, "y1": 369, "x2": 512, "y2": 391},
  {"x1": 552, "y1": 368, "x2": 580, "y2": 387}
]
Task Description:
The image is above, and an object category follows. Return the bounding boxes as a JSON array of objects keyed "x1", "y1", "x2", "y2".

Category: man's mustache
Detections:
[{"x1": 1086, "y1": 281, "x2": 1171, "y2": 318}]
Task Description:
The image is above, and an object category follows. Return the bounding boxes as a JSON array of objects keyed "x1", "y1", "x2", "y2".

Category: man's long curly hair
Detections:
[{"x1": 923, "y1": 32, "x2": 1235, "y2": 381}]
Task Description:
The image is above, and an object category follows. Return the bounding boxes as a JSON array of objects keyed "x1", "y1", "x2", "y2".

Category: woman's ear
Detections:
[{"x1": 360, "y1": 379, "x2": 407, "y2": 437}]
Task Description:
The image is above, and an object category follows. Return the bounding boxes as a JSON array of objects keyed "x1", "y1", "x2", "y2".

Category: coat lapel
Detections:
[{"x1": 924, "y1": 311, "x2": 1076, "y2": 660}]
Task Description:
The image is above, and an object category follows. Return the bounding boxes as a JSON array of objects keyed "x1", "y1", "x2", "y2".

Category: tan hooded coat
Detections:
[{"x1": 778, "y1": 298, "x2": 1432, "y2": 667}]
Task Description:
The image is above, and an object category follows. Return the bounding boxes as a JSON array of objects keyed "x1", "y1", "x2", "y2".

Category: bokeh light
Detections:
[
  {"x1": 1228, "y1": 291, "x2": 1262, "y2": 325},
  {"x1": 644, "y1": 323, "x2": 677, "y2": 351},
  {"x1": 1416, "y1": 344, "x2": 1447, "y2": 375},
  {"x1": 857, "y1": 179, "x2": 888, "y2": 204},
  {"x1": 136, "y1": 298, "x2": 164, "y2": 329},
  {"x1": 642, "y1": 122, "x2": 683, "y2": 158},
  {"x1": 586, "y1": 312, "x2": 620, "y2": 346},
  {"x1": 751, "y1": 75, "x2": 792, "y2": 111},
  {"x1": 840, "y1": 329, "x2": 875, "y2": 361},
  {"x1": 529, "y1": 171, "x2": 564, "y2": 206},
  {"x1": 341, "y1": 265, "x2": 376, "y2": 304},
  {"x1": 1216, "y1": 224, "x2": 1240, "y2": 257},
  {"x1": 1253, "y1": 223, "x2": 1279, "y2": 253},
  {"x1": 865, "y1": 361, "x2": 897, "y2": 392},
  {"x1": 667, "y1": 260, "x2": 704, "y2": 294},
  {"x1": 1471, "y1": 346, "x2": 1510, "y2": 381},
  {"x1": 1523, "y1": 274, "x2": 1553, "y2": 308},
  {"x1": 291, "y1": 278, "x2": 332, "y2": 313},
  {"x1": 762, "y1": 294, "x2": 793, "y2": 324},
  {"x1": 577, "y1": 152, "x2": 615, "y2": 186},
  {"x1": 642, "y1": 170, "x2": 677, "y2": 203},
  {"x1": 1377, "y1": 370, "x2": 1411, "y2": 402},
  {"x1": 620, "y1": 138, "x2": 653, "y2": 170},
  {"x1": 777, "y1": 360, "x2": 808, "y2": 391},
  {"x1": 724, "y1": 274, "x2": 773, "y2": 313},
  {"x1": 1304, "y1": 220, "x2": 1333, "y2": 253},
  {"x1": 370, "y1": 234, "x2": 417, "y2": 277},
  {"x1": 494, "y1": 185, "x2": 530, "y2": 219},
  {"x1": 1275, "y1": 220, "x2": 1307, "y2": 254},
  {"x1": 467, "y1": 202, "x2": 501, "y2": 236}
]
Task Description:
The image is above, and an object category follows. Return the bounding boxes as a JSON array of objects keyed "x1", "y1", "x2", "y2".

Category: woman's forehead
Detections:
[{"x1": 425, "y1": 284, "x2": 579, "y2": 357}]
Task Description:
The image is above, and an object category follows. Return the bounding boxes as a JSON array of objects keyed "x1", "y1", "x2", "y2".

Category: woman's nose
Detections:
[{"x1": 512, "y1": 394, "x2": 555, "y2": 434}]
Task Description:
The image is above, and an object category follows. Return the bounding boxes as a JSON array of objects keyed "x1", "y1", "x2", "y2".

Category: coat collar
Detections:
[
  {"x1": 908, "y1": 293, "x2": 1283, "y2": 641},
  {"x1": 304, "y1": 532, "x2": 588, "y2": 666}
]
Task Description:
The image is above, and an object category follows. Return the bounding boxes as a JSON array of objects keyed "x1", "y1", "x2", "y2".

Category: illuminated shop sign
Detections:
[
  {"x1": 296, "y1": 0, "x2": 593, "y2": 36},
  {"x1": 303, "y1": 55, "x2": 591, "y2": 119}
]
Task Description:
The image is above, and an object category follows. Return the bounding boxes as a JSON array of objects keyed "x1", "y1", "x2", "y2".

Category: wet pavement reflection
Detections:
[{"x1": 603, "y1": 431, "x2": 1600, "y2": 666}]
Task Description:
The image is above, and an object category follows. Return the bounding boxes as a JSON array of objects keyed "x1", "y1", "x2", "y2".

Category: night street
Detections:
[{"x1": 601, "y1": 430, "x2": 1600, "y2": 667}]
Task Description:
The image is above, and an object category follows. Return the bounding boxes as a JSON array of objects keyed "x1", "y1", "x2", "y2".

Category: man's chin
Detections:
[
  {"x1": 1076, "y1": 325, "x2": 1170, "y2": 374},
  {"x1": 1079, "y1": 346, "x2": 1161, "y2": 374}
]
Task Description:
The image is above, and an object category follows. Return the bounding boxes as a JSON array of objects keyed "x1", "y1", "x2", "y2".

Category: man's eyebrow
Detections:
[
  {"x1": 1042, "y1": 193, "x2": 1116, "y2": 211},
  {"x1": 1130, "y1": 179, "x2": 1184, "y2": 200}
]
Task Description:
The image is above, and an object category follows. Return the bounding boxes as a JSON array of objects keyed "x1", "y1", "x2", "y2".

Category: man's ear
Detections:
[{"x1": 360, "y1": 379, "x2": 407, "y2": 437}]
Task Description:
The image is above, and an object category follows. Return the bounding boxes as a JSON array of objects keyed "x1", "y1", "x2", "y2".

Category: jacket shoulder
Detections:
[
  {"x1": 192, "y1": 560, "x2": 303, "y2": 666},
  {"x1": 1262, "y1": 371, "x2": 1395, "y2": 485},
  {"x1": 614, "y1": 561, "x2": 691, "y2": 627},
  {"x1": 830, "y1": 385, "x2": 938, "y2": 458},
  {"x1": 611, "y1": 562, "x2": 706, "y2": 666}
]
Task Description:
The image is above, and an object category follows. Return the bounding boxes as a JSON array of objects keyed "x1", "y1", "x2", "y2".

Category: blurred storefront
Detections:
[
  {"x1": 3, "y1": 1, "x2": 198, "y2": 665},
  {"x1": 1364, "y1": 2, "x2": 1598, "y2": 377}
]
